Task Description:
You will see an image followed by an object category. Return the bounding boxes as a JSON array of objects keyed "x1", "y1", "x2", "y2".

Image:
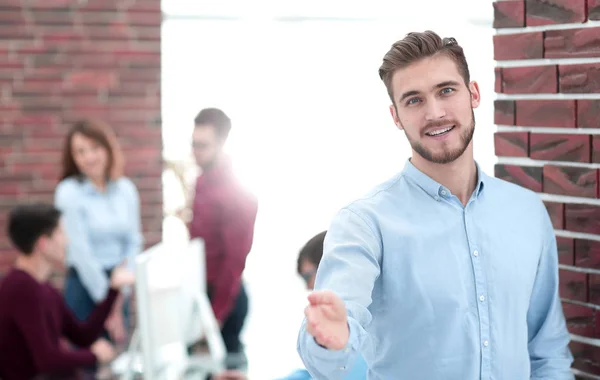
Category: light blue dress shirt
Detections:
[
  {"x1": 297, "y1": 160, "x2": 573, "y2": 380},
  {"x1": 55, "y1": 177, "x2": 143, "y2": 302}
]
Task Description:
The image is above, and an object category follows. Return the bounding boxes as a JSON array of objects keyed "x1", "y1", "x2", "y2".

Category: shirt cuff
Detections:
[{"x1": 307, "y1": 318, "x2": 360, "y2": 366}]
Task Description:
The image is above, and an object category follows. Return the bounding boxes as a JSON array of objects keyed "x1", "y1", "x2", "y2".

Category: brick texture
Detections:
[
  {"x1": 545, "y1": 28, "x2": 600, "y2": 58},
  {"x1": 563, "y1": 302, "x2": 595, "y2": 337},
  {"x1": 575, "y1": 239, "x2": 600, "y2": 269},
  {"x1": 494, "y1": 100, "x2": 515, "y2": 125},
  {"x1": 494, "y1": 131, "x2": 529, "y2": 157},
  {"x1": 578, "y1": 100, "x2": 600, "y2": 128},
  {"x1": 591, "y1": 0, "x2": 600, "y2": 20},
  {"x1": 515, "y1": 100, "x2": 576, "y2": 128},
  {"x1": 494, "y1": 0, "x2": 525, "y2": 28},
  {"x1": 560, "y1": 63, "x2": 600, "y2": 93},
  {"x1": 542, "y1": 166, "x2": 598, "y2": 198},
  {"x1": 493, "y1": 32, "x2": 543, "y2": 60},
  {"x1": 526, "y1": 0, "x2": 587, "y2": 26},
  {"x1": 494, "y1": 1, "x2": 600, "y2": 376},
  {"x1": 558, "y1": 237, "x2": 575, "y2": 265},
  {"x1": 494, "y1": 67, "x2": 502, "y2": 92},
  {"x1": 0, "y1": 2, "x2": 163, "y2": 275},
  {"x1": 529, "y1": 134, "x2": 591, "y2": 162},
  {"x1": 544, "y1": 201, "x2": 565, "y2": 229},
  {"x1": 501, "y1": 66, "x2": 558, "y2": 94},
  {"x1": 494, "y1": 164, "x2": 542, "y2": 192}
]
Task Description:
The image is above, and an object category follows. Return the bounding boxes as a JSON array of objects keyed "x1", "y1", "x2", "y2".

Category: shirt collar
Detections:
[
  {"x1": 80, "y1": 176, "x2": 114, "y2": 194},
  {"x1": 401, "y1": 159, "x2": 485, "y2": 201}
]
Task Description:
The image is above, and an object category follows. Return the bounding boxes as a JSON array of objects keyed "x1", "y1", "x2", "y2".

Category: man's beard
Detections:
[{"x1": 406, "y1": 109, "x2": 475, "y2": 165}]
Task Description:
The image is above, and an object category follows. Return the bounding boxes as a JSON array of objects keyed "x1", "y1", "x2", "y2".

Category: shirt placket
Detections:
[{"x1": 464, "y1": 202, "x2": 492, "y2": 379}]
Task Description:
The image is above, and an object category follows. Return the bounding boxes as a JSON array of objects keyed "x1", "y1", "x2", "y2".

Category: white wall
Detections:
[{"x1": 161, "y1": 3, "x2": 496, "y2": 377}]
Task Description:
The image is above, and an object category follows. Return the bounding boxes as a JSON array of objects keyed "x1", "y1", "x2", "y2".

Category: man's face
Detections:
[
  {"x1": 192, "y1": 125, "x2": 223, "y2": 169},
  {"x1": 40, "y1": 220, "x2": 67, "y2": 267},
  {"x1": 389, "y1": 54, "x2": 480, "y2": 164},
  {"x1": 299, "y1": 259, "x2": 317, "y2": 290}
]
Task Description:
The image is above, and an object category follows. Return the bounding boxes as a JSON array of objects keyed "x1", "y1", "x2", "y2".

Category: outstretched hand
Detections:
[{"x1": 304, "y1": 290, "x2": 349, "y2": 350}]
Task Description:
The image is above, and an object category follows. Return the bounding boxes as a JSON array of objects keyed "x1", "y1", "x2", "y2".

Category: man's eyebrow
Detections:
[
  {"x1": 435, "y1": 80, "x2": 461, "y2": 89},
  {"x1": 398, "y1": 80, "x2": 462, "y2": 103},
  {"x1": 399, "y1": 90, "x2": 419, "y2": 102}
]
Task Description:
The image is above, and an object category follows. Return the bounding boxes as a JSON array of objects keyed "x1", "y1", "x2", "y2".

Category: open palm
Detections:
[{"x1": 304, "y1": 290, "x2": 349, "y2": 350}]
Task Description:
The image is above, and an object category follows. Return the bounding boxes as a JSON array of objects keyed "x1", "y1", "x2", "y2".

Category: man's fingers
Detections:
[
  {"x1": 306, "y1": 320, "x2": 325, "y2": 343},
  {"x1": 305, "y1": 306, "x2": 324, "y2": 339},
  {"x1": 308, "y1": 290, "x2": 338, "y2": 306},
  {"x1": 305, "y1": 307, "x2": 318, "y2": 330},
  {"x1": 304, "y1": 307, "x2": 339, "y2": 348}
]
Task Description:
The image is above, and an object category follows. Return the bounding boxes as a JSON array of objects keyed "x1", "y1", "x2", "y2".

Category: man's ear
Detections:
[
  {"x1": 389, "y1": 104, "x2": 403, "y2": 131},
  {"x1": 469, "y1": 81, "x2": 481, "y2": 109},
  {"x1": 33, "y1": 235, "x2": 47, "y2": 254}
]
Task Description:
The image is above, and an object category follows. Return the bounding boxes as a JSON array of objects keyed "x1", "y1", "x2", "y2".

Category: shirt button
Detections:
[
  {"x1": 339, "y1": 366, "x2": 346, "y2": 370},
  {"x1": 479, "y1": 295, "x2": 485, "y2": 302},
  {"x1": 440, "y1": 189, "x2": 447, "y2": 196},
  {"x1": 483, "y1": 340, "x2": 489, "y2": 347},
  {"x1": 473, "y1": 250, "x2": 479, "y2": 257}
]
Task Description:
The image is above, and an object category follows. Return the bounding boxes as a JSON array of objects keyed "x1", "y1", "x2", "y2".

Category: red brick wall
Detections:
[
  {"x1": 0, "y1": 1, "x2": 163, "y2": 276},
  {"x1": 493, "y1": 0, "x2": 600, "y2": 377}
]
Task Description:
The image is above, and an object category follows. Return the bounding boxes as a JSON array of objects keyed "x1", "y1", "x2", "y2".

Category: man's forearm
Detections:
[{"x1": 107, "y1": 293, "x2": 124, "y2": 321}]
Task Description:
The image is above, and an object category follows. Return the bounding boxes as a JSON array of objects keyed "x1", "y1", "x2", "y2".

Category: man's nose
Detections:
[{"x1": 425, "y1": 99, "x2": 446, "y2": 121}]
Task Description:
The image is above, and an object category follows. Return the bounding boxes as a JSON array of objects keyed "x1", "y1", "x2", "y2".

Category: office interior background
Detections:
[{"x1": 3, "y1": 0, "x2": 600, "y2": 378}]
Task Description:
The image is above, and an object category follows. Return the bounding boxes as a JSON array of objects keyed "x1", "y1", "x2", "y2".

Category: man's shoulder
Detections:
[
  {"x1": 329, "y1": 172, "x2": 408, "y2": 233},
  {"x1": 0, "y1": 270, "x2": 45, "y2": 306},
  {"x1": 344, "y1": 172, "x2": 406, "y2": 214},
  {"x1": 482, "y1": 174, "x2": 548, "y2": 223},
  {"x1": 484, "y1": 174, "x2": 544, "y2": 206}
]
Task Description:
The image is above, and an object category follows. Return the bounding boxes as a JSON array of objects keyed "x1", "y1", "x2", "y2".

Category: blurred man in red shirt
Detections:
[{"x1": 189, "y1": 108, "x2": 258, "y2": 368}]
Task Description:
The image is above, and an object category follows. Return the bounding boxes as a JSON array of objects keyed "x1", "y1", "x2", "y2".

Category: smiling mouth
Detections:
[{"x1": 425, "y1": 125, "x2": 455, "y2": 137}]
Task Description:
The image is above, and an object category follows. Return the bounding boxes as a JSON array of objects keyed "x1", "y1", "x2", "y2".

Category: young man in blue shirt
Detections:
[{"x1": 298, "y1": 30, "x2": 573, "y2": 379}]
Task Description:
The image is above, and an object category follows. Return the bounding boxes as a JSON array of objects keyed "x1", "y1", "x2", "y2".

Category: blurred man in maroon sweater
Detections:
[
  {"x1": 189, "y1": 108, "x2": 258, "y2": 367},
  {"x1": 0, "y1": 203, "x2": 135, "y2": 380}
]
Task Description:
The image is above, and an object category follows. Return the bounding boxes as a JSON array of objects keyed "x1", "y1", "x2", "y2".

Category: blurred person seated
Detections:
[
  {"x1": 0, "y1": 203, "x2": 135, "y2": 380},
  {"x1": 205, "y1": 231, "x2": 367, "y2": 380}
]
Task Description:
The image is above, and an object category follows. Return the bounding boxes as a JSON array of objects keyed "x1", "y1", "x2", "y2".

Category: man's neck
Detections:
[
  {"x1": 14, "y1": 254, "x2": 52, "y2": 283},
  {"x1": 201, "y1": 153, "x2": 227, "y2": 174},
  {"x1": 410, "y1": 144, "x2": 478, "y2": 206}
]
